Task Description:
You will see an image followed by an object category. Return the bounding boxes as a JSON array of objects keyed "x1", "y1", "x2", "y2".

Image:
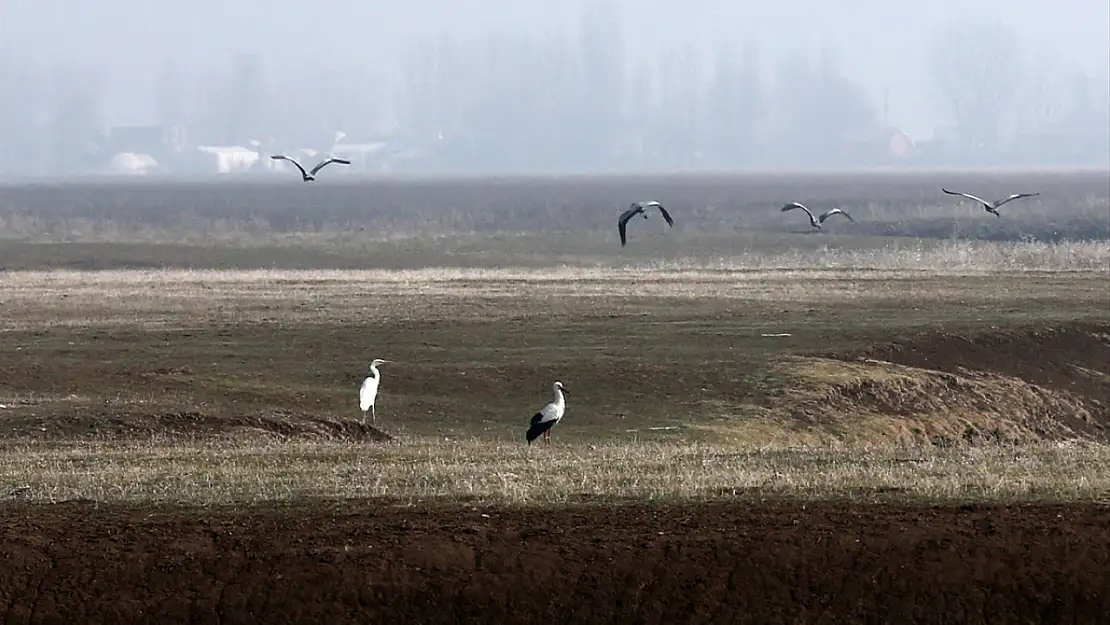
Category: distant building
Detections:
[
  {"x1": 839, "y1": 126, "x2": 914, "y2": 164},
  {"x1": 191, "y1": 146, "x2": 262, "y2": 174},
  {"x1": 330, "y1": 142, "x2": 390, "y2": 172},
  {"x1": 105, "y1": 125, "x2": 187, "y2": 157},
  {"x1": 102, "y1": 152, "x2": 159, "y2": 175}
]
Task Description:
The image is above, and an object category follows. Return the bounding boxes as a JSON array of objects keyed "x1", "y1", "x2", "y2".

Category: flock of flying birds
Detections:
[
  {"x1": 274, "y1": 158, "x2": 1041, "y2": 444},
  {"x1": 617, "y1": 188, "x2": 1042, "y2": 246}
]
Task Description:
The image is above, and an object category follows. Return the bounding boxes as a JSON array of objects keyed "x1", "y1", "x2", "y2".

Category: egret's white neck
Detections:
[{"x1": 369, "y1": 365, "x2": 380, "y2": 378}]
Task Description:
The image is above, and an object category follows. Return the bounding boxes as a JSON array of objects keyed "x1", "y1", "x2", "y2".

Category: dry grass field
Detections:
[{"x1": 0, "y1": 169, "x2": 1108, "y2": 623}]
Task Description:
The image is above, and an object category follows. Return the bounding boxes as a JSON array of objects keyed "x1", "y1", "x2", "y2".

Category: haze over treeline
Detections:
[{"x1": 1, "y1": 0, "x2": 1107, "y2": 175}]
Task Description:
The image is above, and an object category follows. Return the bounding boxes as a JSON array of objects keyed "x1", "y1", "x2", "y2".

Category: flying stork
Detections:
[
  {"x1": 271, "y1": 154, "x2": 351, "y2": 181},
  {"x1": 618, "y1": 201, "x2": 674, "y2": 247},
  {"x1": 941, "y1": 188, "x2": 1040, "y2": 217},
  {"x1": 525, "y1": 381, "x2": 568, "y2": 445},
  {"x1": 780, "y1": 202, "x2": 855, "y2": 229}
]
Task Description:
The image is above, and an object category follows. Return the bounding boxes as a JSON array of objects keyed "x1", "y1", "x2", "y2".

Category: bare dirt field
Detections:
[
  {"x1": 0, "y1": 170, "x2": 1108, "y2": 623},
  {"x1": 2, "y1": 501, "x2": 1108, "y2": 624}
]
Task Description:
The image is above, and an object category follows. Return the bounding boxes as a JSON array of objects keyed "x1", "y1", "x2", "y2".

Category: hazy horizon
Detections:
[
  {"x1": 1, "y1": 0, "x2": 1107, "y2": 175},
  {"x1": 5, "y1": 0, "x2": 1107, "y2": 131}
]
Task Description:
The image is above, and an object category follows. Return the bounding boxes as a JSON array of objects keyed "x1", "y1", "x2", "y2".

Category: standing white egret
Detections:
[
  {"x1": 359, "y1": 359, "x2": 391, "y2": 423},
  {"x1": 271, "y1": 154, "x2": 351, "y2": 181},
  {"x1": 618, "y1": 201, "x2": 674, "y2": 247},
  {"x1": 780, "y1": 202, "x2": 855, "y2": 229},
  {"x1": 941, "y1": 188, "x2": 1040, "y2": 217},
  {"x1": 525, "y1": 381, "x2": 568, "y2": 445}
]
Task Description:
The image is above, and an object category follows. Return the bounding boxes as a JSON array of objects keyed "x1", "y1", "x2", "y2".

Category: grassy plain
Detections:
[{"x1": 0, "y1": 169, "x2": 1108, "y2": 508}]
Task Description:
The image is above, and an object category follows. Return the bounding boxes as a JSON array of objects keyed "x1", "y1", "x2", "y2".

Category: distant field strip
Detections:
[
  {"x1": 1, "y1": 440, "x2": 1108, "y2": 507},
  {"x1": 1, "y1": 241, "x2": 1106, "y2": 330}
]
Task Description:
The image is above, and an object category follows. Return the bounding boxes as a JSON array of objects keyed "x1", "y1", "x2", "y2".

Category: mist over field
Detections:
[
  {"x1": 2, "y1": 5, "x2": 1110, "y2": 621},
  {"x1": 1, "y1": 0, "x2": 1108, "y2": 176}
]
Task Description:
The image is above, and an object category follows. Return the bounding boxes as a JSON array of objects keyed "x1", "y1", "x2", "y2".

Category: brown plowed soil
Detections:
[
  {"x1": 792, "y1": 321, "x2": 1110, "y2": 444},
  {"x1": 1, "y1": 501, "x2": 1108, "y2": 624},
  {"x1": 858, "y1": 321, "x2": 1110, "y2": 406}
]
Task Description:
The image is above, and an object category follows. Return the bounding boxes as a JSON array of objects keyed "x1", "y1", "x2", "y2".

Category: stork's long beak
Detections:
[{"x1": 560, "y1": 387, "x2": 570, "y2": 394}]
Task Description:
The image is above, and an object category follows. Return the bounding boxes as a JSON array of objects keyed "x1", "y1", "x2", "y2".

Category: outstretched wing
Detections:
[
  {"x1": 617, "y1": 205, "x2": 641, "y2": 247},
  {"x1": 818, "y1": 208, "x2": 854, "y2": 224},
  {"x1": 654, "y1": 203, "x2": 675, "y2": 227},
  {"x1": 992, "y1": 192, "x2": 1040, "y2": 209},
  {"x1": 271, "y1": 154, "x2": 308, "y2": 178},
  {"x1": 309, "y1": 158, "x2": 352, "y2": 175},
  {"x1": 781, "y1": 202, "x2": 816, "y2": 224},
  {"x1": 942, "y1": 188, "x2": 989, "y2": 206},
  {"x1": 780, "y1": 202, "x2": 811, "y2": 215}
]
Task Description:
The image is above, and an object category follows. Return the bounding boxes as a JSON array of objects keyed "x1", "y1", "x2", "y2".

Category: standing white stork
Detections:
[
  {"x1": 941, "y1": 188, "x2": 1040, "y2": 217},
  {"x1": 780, "y1": 202, "x2": 855, "y2": 229},
  {"x1": 359, "y1": 359, "x2": 391, "y2": 423},
  {"x1": 525, "y1": 381, "x2": 568, "y2": 445},
  {"x1": 618, "y1": 201, "x2": 674, "y2": 247},
  {"x1": 271, "y1": 154, "x2": 351, "y2": 181}
]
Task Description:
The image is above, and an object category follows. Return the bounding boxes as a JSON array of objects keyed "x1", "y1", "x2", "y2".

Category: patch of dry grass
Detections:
[
  {"x1": 1, "y1": 240, "x2": 1105, "y2": 331},
  {"x1": 1, "y1": 439, "x2": 1107, "y2": 506},
  {"x1": 777, "y1": 356, "x2": 1106, "y2": 445}
]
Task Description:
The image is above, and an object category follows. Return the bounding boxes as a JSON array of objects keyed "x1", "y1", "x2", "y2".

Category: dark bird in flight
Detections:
[
  {"x1": 618, "y1": 201, "x2": 674, "y2": 246},
  {"x1": 941, "y1": 188, "x2": 1040, "y2": 217},
  {"x1": 271, "y1": 154, "x2": 351, "y2": 181},
  {"x1": 780, "y1": 202, "x2": 855, "y2": 229}
]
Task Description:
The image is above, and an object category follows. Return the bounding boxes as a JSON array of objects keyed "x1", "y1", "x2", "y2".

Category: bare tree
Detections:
[
  {"x1": 0, "y1": 57, "x2": 44, "y2": 172},
  {"x1": 927, "y1": 21, "x2": 1024, "y2": 152},
  {"x1": 574, "y1": 0, "x2": 625, "y2": 166},
  {"x1": 767, "y1": 45, "x2": 875, "y2": 166},
  {"x1": 155, "y1": 57, "x2": 186, "y2": 129},
  {"x1": 653, "y1": 42, "x2": 708, "y2": 166},
  {"x1": 47, "y1": 66, "x2": 104, "y2": 173},
  {"x1": 226, "y1": 53, "x2": 270, "y2": 145},
  {"x1": 707, "y1": 38, "x2": 764, "y2": 166},
  {"x1": 1017, "y1": 48, "x2": 1076, "y2": 133}
]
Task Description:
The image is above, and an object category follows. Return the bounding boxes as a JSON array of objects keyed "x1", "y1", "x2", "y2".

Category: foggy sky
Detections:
[{"x1": 3, "y1": 0, "x2": 1108, "y2": 135}]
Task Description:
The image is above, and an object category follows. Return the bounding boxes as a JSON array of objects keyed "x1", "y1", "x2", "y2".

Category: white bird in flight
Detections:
[
  {"x1": 618, "y1": 201, "x2": 674, "y2": 247},
  {"x1": 780, "y1": 202, "x2": 855, "y2": 229},
  {"x1": 941, "y1": 188, "x2": 1040, "y2": 217},
  {"x1": 271, "y1": 154, "x2": 351, "y2": 181},
  {"x1": 526, "y1": 381, "x2": 568, "y2": 445},
  {"x1": 359, "y1": 359, "x2": 391, "y2": 423}
]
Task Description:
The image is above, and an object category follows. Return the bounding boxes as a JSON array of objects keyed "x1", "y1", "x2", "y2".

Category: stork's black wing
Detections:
[
  {"x1": 309, "y1": 158, "x2": 352, "y2": 175},
  {"x1": 272, "y1": 155, "x2": 308, "y2": 179},
  {"x1": 655, "y1": 204, "x2": 674, "y2": 227},
  {"x1": 617, "y1": 205, "x2": 641, "y2": 247}
]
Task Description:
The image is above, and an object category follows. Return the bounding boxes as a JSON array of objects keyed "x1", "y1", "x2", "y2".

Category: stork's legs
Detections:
[{"x1": 544, "y1": 430, "x2": 551, "y2": 444}]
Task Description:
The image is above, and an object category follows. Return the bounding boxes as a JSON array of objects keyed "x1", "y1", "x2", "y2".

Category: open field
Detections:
[
  {"x1": 0, "y1": 169, "x2": 1107, "y2": 271},
  {"x1": 1, "y1": 171, "x2": 1109, "y2": 623}
]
